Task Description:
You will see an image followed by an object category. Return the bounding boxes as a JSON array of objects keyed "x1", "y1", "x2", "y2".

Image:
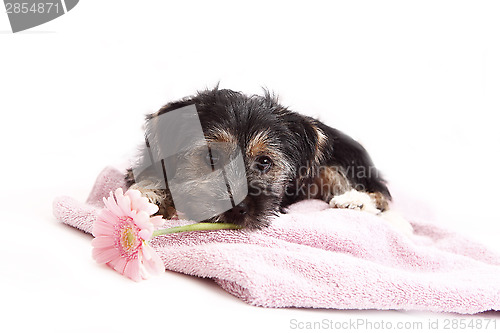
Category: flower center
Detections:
[
  {"x1": 121, "y1": 227, "x2": 137, "y2": 250},
  {"x1": 115, "y1": 217, "x2": 141, "y2": 259}
]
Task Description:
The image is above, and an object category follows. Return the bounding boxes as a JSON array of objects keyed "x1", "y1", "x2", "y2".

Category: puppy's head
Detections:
[{"x1": 143, "y1": 88, "x2": 315, "y2": 229}]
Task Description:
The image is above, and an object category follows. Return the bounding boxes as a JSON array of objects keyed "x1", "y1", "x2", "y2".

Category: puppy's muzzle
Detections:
[{"x1": 225, "y1": 200, "x2": 249, "y2": 219}]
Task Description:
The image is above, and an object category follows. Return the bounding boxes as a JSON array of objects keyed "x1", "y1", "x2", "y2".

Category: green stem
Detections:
[{"x1": 152, "y1": 222, "x2": 243, "y2": 237}]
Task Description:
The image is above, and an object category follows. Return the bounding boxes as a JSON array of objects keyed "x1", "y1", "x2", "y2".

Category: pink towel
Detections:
[{"x1": 53, "y1": 166, "x2": 500, "y2": 314}]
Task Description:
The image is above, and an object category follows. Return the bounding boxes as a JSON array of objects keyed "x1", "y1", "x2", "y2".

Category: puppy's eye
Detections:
[
  {"x1": 204, "y1": 149, "x2": 221, "y2": 168},
  {"x1": 254, "y1": 156, "x2": 272, "y2": 172}
]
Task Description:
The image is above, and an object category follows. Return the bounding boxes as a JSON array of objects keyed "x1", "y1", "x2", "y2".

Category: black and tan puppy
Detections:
[{"x1": 126, "y1": 88, "x2": 392, "y2": 230}]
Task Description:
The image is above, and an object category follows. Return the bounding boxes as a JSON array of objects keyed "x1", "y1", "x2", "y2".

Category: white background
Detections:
[{"x1": 1, "y1": 1, "x2": 499, "y2": 332}]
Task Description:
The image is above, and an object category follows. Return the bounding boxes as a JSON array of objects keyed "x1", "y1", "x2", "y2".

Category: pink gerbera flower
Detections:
[{"x1": 91, "y1": 188, "x2": 165, "y2": 281}]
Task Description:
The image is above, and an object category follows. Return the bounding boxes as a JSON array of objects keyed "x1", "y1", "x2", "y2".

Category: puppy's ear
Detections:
[{"x1": 279, "y1": 112, "x2": 322, "y2": 169}]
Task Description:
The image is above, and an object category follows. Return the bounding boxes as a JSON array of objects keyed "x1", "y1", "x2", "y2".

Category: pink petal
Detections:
[
  {"x1": 92, "y1": 220, "x2": 115, "y2": 237},
  {"x1": 142, "y1": 244, "x2": 165, "y2": 275},
  {"x1": 139, "y1": 264, "x2": 150, "y2": 280},
  {"x1": 92, "y1": 247, "x2": 119, "y2": 264},
  {"x1": 126, "y1": 188, "x2": 141, "y2": 197},
  {"x1": 111, "y1": 257, "x2": 128, "y2": 274},
  {"x1": 106, "y1": 257, "x2": 121, "y2": 272},
  {"x1": 91, "y1": 236, "x2": 115, "y2": 248},
  {"x1": 104, "y1": 194, "x2": 124, "y2": 217},
  {"x1": 141, "y1": 243, "x2": 152, "y2": 260},
  {"x1": 138, "y1": 229, "x2": 152, "y2": 241},
  {"x1": 98, "y1": 209, "x2": 119, "y2": 225},
  {"x1": 130, "y1": 194, "x2": 158, "y2": 215},
  {"x1": 134, "y1": 211, "x2": 150, "y2": 229},
  {"x1": 145, "y1": 203, "x2": 159, "y2": 215},
  {"x1": 150, "y1": 216, "x2": 164, "y2": 227},
  {"x1": 115, "y1": 188, "x2": 132, "y2": 216},
  {"x1": 129, "y1": 193, "x2": 148, "y2": 211},
  {"x1": 134, "y1": 198, "x2": 152, "y2": 213},
  {"x1": 125, "y1": 189, "x2": 142, "y2": 204},
  {"x1": 123, "y1": 258, "x2": 141, "y2": 282}
]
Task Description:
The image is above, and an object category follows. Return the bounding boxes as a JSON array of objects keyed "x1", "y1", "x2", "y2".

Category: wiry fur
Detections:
[{"x1": 126, "y1": 87, "x2": 391, "y2": 229}]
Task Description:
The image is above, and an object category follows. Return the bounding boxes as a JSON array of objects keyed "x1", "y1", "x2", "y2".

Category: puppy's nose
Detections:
[{"x1": 226, "y1": 201, "x2": 248, "y2": 220}]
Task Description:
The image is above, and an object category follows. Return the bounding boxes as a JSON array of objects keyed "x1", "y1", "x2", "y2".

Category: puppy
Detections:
[{"x1": 126, "y1": 88, "x2": 393, "y2": 230}]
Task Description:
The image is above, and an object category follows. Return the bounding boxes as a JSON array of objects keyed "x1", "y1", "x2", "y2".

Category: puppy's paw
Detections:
[
  {"x1": 329, "y1": 189, "x2": 380, "y2": 214},
  {"x1": 330, "y1": 190, "x2": 414, "y2": 236}
]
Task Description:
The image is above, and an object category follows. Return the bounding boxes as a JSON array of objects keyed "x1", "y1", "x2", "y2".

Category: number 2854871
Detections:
[{"x1": 5, "y1": 2, "x2": 60, "y2": 14}]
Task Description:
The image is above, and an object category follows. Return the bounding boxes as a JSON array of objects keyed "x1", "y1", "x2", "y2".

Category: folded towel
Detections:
[{"x1": 53, "y1": 166, "x2": 500, "y2": 314}]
